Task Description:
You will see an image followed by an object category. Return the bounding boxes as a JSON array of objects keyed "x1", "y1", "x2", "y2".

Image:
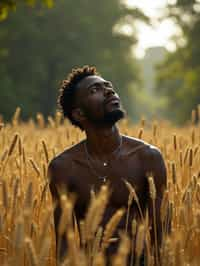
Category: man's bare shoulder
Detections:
[
  {"x1": 123, "y1": 135, "x2": 152, "y2": 153},
  {"x1": 123, "y1": 134, "x2": 163, "y2": 161},
  {"x1": 122, "y1": 135, "x2": 166, "y2": 191},
  {"x1": 123, "y1": 134, "x2": 149, "y2": 147},
  {"x1": 139, "y1": 142, "x2": 163, "y2": 162},
  {"x1": 48, "y1": 140, "x2": 84, "y2": 176}
]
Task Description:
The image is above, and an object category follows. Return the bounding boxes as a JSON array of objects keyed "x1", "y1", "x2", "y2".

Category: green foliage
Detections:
[
  {"x1": 156, "y1": 0, "x2": 200, "y2": 123},
  {"x1": 0, "y1": 1, "x2": 147, "y2": 120},
  {"x1": 0, "y1": 0, "x2": 53, "y2": 21}
]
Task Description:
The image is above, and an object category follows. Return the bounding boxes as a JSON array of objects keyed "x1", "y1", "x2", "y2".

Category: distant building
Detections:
[{"x1": 140, "y1": 46, "x2": 167, "y2": 94}]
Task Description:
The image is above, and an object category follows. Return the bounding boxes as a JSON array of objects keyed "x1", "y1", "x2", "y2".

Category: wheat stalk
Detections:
[
  {"x1": 12, "y1": 107, "x2": 21, "y2": 127},
  {"x1": 101, "y1": 209, "x2": 124, "y2": 251},
  {"x1": 36, "y1": 113, "x2": 45, "y2": 128},
  {"x1": 66, "y1": 230, "x2": 80, "y2": 266},
  {"x1": 8, "y1": 133, "x2": 19, "y2": 157},
  {"x1": 13, "y1": 216, "x2": 24, "y2": 250},
  {"x1": 85, "y1": 185, "x2": 109, "y2": 242},
  {"x1": 138, "y1": 128, "x2": 143, "y2": 139},
  {"x1": 29, "y1": 158, "x2": 41, "y2": 177},
  {"x1": 2, "y1": 180, "x2": 9, "y2": 211},
  {"x1": 42, "y1": 140, "x2": 49, "y2": 164},
  {"x1": 173, "y1": 134, "x2": 177, "y2": 151},
  {"x1": 93, "y1": 251, "x2": 105, "y2": 266},
  {"x1": 25, "y1": 237, "x2": 38, "y2": 266},
  {"x1": 92, "y1": 227, "x2": 103, "y2": 260},
  {"x1": 148, "y1": 175, "x2": 159, "y2": 265},
  {"x1": 130, "y1": 219, "x2": 137, "y2": 266},
  {"x1": 135, "y1": 224, "x2": 145, "y2": 266},
  {"x1": 112, "y1": 233, "x2": 130, "y2": 266},
  {"x1": 38, "y1": 237, "x2": 51, "y2": 265},
  {"x1": 123, "y1": 180, "x2": 144, "y2": 221}
]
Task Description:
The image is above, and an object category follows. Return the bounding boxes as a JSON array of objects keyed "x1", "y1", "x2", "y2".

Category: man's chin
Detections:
[{"x1": 104, "y1": 109, "x2": 126, "y2": 125}]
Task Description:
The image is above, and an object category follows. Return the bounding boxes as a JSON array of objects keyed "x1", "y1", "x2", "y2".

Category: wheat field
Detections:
[{"x1": 0, "y1": 107, "x2": 200, "y2": 266}]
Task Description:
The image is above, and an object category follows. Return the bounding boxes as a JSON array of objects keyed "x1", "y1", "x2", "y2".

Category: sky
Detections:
[{"x1": 125, "y1": 0, "x2": 180, "y2": 58}]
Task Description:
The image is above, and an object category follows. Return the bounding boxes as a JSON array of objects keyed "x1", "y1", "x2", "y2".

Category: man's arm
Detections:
[{"x1": 48, "y1": 159, "x2": 67, "y2": 261}]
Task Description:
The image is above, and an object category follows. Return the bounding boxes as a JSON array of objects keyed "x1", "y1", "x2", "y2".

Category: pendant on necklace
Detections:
[
  {"x1": 99, "y1": 176, "x2": 107, "y2": 182},
  {"x1": 103, "y1": 162, "x2": 107, "y2": 167}
]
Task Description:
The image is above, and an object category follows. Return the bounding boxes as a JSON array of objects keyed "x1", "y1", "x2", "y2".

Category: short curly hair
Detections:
[{"x1": 58, "y1": 65, "x2": 99, "y2": 130}]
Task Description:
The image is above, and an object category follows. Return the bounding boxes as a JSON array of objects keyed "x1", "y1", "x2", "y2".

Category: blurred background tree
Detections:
[
  {"x1": 0, "y1": 0, "x2": 148, "y2": 121},
  {"x1": 0, "y1": 0, "x2": 53, "y2": 20},
  {"x1": 1, "y1": 0, "x2": 200, "y2": 124},
  {"x1": 156, "y1": 0, "x2": 200, "y2": 124}
]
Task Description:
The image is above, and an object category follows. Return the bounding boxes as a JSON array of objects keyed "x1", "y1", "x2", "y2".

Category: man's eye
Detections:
[
  {"x1": 90, "y1": 87, "x2": 98, "y2": 93},
  {"x1": 107, "y1": 84, "x2": 113, "y2": 88},
  {"x1": 107, "y1": 84, "x2": 114, "y2": 90}
]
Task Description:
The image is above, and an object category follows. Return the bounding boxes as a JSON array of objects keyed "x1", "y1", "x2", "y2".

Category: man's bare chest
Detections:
[{"x1": 61, "y1": 153, "x2": 148, "y2": 209}]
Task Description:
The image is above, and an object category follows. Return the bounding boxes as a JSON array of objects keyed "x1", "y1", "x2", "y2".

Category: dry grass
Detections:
[{"x1": 0, "y1": 108, "x2": 200, "y2": 265}]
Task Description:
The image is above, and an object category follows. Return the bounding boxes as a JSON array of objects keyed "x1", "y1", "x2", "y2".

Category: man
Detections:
[{"x1": 48, "y1": 66, "x2": 167, "y2": 265}]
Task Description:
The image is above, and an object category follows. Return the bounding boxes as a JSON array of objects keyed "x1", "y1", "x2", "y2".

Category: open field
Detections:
[{"x1": 0, "y1": 109, "x2": 200, "y2": 266}]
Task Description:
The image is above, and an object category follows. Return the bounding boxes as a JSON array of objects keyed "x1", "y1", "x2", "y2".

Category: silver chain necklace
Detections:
[{"x1": 84, "y1": 137, "x2": 123, "y2": 182}]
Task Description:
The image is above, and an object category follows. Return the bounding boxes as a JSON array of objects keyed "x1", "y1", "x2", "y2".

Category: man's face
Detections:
[{"x1": 75, "y1": 75, "x2": 126, "y2": 126}]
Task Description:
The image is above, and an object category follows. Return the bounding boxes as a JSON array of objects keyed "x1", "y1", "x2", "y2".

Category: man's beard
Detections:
[
  {"x1": 84, "y1": 107, "x2": 126, "y2": 126},
  {"x1": 103, "y1": 108, "x2": 126, "y2": 125}
]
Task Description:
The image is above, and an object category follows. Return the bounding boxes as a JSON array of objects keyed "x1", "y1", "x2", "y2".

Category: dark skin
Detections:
[{"x1": 48, "y1": 75, "x2": 167, "y2": 265}]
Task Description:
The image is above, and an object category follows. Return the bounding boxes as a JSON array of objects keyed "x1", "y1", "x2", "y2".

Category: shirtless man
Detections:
[{"x1": 48, "y1": 66, "x2": 167, "y2": 265}]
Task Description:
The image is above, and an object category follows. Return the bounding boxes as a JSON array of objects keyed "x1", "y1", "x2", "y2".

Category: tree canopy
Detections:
[
  {"x1": 0, "y1": 0, "x2": 148, "y2": 120},
  {"x1": 156, "y1": 0, "x2": 200, "y2": 123},
  {"x1": 0, "y1": 0, "x2": 53, "y2": 20}
]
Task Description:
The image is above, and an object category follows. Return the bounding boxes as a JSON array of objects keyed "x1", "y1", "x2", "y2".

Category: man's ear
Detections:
[{"x1": 71, "y1": 108, "x2": 85, "y2": 122}]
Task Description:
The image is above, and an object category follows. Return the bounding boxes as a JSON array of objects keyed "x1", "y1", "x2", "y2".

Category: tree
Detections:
[
  {"x1": 0, "y1": 0, "x2": 53, "y2": 20},
  {"x1": 156, "y1": 0, "x2": 200, "y2": 123},
  {"x1": 0, "y1": 0, "x2": 148, "y2": 120}
]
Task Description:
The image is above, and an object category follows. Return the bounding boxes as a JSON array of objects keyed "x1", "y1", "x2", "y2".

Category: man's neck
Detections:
[{"x1": 85, "y1": 125, "x2": 122, "y2": 158}]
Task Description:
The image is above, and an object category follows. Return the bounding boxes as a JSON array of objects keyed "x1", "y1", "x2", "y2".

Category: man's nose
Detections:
[{"x1": 104, "y1": 86, "x2": 115, "y2": 96}]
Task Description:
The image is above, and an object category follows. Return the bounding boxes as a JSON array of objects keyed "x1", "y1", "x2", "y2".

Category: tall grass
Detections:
[{"x1": 0, "y1": 108, "x2": 200, "y2": 265}]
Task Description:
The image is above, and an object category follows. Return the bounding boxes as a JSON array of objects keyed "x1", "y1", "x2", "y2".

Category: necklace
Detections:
[{"x1": 84, "y1": 137, "x2": 123, "y2": 182}]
